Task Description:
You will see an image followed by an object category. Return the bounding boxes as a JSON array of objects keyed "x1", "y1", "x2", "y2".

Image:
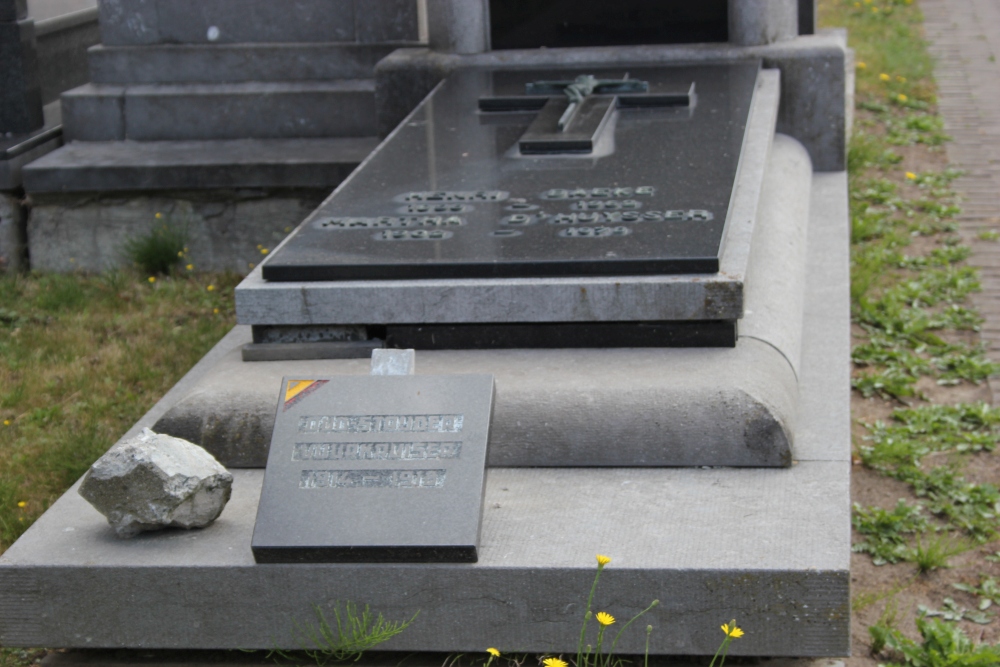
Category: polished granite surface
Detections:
[{"x1": 263, "y1": 62, "x2": 759, "y2": 281}]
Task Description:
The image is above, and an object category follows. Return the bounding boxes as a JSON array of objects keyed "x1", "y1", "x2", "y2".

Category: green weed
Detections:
[
  {"x1": 853, "y1": 500, "x2": 928, "y2": 565},
  {"x1": 908, "y1": 535, "x2": 971, "y2": 574},
  {"x1": 918, "y1": 597, "x2": 993, "y2": 624},
  {"x1": 274, "y1": 602, "x2": 417, "y2": 664},
  {"x1": 876, "y1": 616, "x2": 1000, "y2": 666},
  {"x1": 121, "y1": 214, "x2": 189, "y2": 276},
  {"x1": 869, "y1": 596, "x2": 900, "y2": 655},
  {"x1": 953, "y1": 576, "x2": 1000, "y2": 611}
]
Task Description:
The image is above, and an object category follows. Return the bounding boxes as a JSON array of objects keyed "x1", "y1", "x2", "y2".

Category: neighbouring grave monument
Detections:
[
  {"x1": 1, "y1": 0, "x2": 99, "y2": 272},
  {"x1": 0, "y1": 0, "x2": 852, "y2": 661}
]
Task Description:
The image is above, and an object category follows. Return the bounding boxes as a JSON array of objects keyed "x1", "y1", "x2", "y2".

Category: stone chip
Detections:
[{"x1": 79, "y1": 428, "x2": 233, "y2": 538}]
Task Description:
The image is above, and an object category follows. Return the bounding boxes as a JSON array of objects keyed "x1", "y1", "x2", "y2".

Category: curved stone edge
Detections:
[
  {"x1": 154, "y1": 335, "x2": 796, "y2": 468},
  {"x1": 741, "y1": 132, "x2": 813, "y2": 379}
]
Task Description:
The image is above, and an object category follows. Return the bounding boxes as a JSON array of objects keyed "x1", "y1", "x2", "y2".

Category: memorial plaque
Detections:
[
  {"x1": 251, "y1": 374, "x2": 495, "y2": 563},
  {"x1": 262, "y1": 62, "x2": 760, "y2": 282}
]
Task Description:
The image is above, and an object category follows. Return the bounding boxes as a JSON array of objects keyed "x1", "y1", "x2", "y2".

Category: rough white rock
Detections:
[{"x1": 79, "y1": 428, "x2": 234, "y2": 538}]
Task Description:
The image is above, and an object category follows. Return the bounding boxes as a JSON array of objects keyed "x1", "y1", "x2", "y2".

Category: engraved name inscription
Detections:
[
  {"x1": 541, "y1": 186, "x2": 655, "y2": 200},
  {"x1": 399, "y1": 191, "x2": 508, "y2": 202},
  {"x1": 298, "y1": 414, "x2": 464, "y2": 434},
  {"x1": 318, "y1": 216, "x2": 465, "y2": 230},
  {"x1": 299, "y1": 469, "x2": 446, "y2": 489},
  {"x1": 293, "y1": 441, "x2": 462, "y2": 461},
  {"x1": 502, "y1": 209, "x2": 713, "y2": 227}
]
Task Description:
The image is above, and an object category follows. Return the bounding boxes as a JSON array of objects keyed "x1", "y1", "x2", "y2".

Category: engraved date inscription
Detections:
[
  {"x1": 374, "y1": 229, "x2": 453, "y2": 241},
  {"x1": 558, "y1": 226, "x2": 631, "y2": 238},
  {"x1": 298, "y1": 414, "x2": 464, "y2": 434},
  {"x1": 293, "y1": 441, "x2": 462, "y2": 461},
  {"x1": 299, "y1": 469, "x2": 446, "y2": 489}
]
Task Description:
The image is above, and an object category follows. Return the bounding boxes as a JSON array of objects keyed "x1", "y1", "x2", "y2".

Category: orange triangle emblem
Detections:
[{"x1": 283, "y1": 380, "x2": 328, "y2": 411}]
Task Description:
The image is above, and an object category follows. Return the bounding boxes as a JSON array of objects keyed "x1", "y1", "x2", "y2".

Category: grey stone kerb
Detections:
[
  {"x1": 374, "y1": 34, "x2": 849, "y2": 171},
  {"x1": 154, "y1": 132, "x2": 813, "y2": 470}
]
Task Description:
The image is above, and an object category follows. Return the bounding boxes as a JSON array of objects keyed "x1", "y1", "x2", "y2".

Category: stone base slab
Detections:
[
  {"x1": 41, "y1": 651, "x2": 847, "y2": 667},
  {"x1": 0, "y1": 171, "x2": 850, "y2": 656}
]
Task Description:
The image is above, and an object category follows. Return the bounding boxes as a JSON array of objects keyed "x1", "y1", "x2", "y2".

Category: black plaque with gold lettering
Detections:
[
  {"x1": 262, "y1": 62, "x2": 760, "y2": 281},
  {"x1": 251, "y1": 375, "x2": 495, "y2": 563}
]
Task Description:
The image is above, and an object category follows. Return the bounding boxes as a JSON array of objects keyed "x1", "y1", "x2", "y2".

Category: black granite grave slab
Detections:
[
  {"x1": 252, "y1": 375, "x2": 495, "y2": 563},
  {"x1": 262, "y1": 62, "x2": 760, "y2": 282}
]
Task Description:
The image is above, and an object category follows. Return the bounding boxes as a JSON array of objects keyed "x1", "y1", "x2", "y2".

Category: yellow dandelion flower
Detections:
[
  {"x1": 19, "y1": 517, "x2": 24, "y2": 522},
  {"x1": 213, "y1": 308, "x2": 219, "y2": 314},
  {"x1": 596, "y1": 612, "x2": 615, "y2": 626},
  {"x1": 3, "y1": 419, "x2": 10, "y2": 426},
  {"x1": 155, "y1": 212, "x2": 163, "y2": 219},
  {"x1": 906, "y1": 0, "x2": 912, "y2": 4},
  {"x1": 872, "y1": 6, "x2": 879, "y2": 12},
  {"x1": 207, "y1": 285, "x2": 215, "y2": 291},
  {"x1": 177, "y1": 251, "x2": 184, "y2": 257},
  {"x1": 542, "y1": 659, "x2": 567, "y2": 667},
  {"x1": 854, "y1": 2, "x2": 860, "y2": 7},
  {"x1": 906, "y1": 172, "x2": 917, "y2": 180},
  {"x1": 284, "y1": 226, "x2": 292, "y2": 233},
  {"x1": 898, "y1": 93, "x2": 908, "y2": 102},
  {"x1": 856, "y1": 61, "x2": 867, "y2": 69},
  {"x1": 879, "y1": 73, "x2": 891, "y2": 82},
  {"x1": 596, "y1": 554, "x2": 611, "y2": 566},
  {"x1": 896, "y1": 75, "x2": 907, "y2": 83},
  {"x1": 260, "y1": 248, "x2": 269, "y2": 255},
  {"x1": 257, "y1": 244, "x2": 263, "y2": 249},
  {"x1": 17, "y1": 501, "x2": 26, "y2": 508},
  {"x1": 186, "y1": 264, "x2": 193, "y2": 270},
  {"x1": 148, "y1": 276, "x2": 156, "y2": 283},
  {"x1": 721, "y1": 623, "x2": 744, "y2": 639},
  {"x1": 487, "y1": 648, "x2": 501, "y2": 657}
]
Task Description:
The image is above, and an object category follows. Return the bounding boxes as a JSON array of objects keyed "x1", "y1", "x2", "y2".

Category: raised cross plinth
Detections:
[{"x1": 478, "y1": 74, "x2": 694, "y2": 154}]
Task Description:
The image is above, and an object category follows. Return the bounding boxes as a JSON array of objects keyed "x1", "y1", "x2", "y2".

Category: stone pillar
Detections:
[
  {"x1": 0, "y1": 191, "x2": 26, "y2": 273},
  {"x1": 728, "y1": 0, "x2": 798, "y2": 46},
  {"x1": 425, "y1": 0, "x2": 489, "y2": 54},
  {"x1": 799, "y1": 0, "x2": 816, "y2": 35},
  {"x1": 0, "y1": 0, "x2": 43, "y2": 134}
]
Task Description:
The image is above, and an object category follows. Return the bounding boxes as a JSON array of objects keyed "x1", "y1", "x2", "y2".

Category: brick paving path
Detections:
[{"x1": 921, "y1": 0, "x2": 1000, "y2": 370}]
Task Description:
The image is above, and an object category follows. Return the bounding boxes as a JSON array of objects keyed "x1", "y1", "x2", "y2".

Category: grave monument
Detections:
[
  {"x1": 0, "y1": 0, "x2": 99, "y2": 272},
  {"x1": 0, "y1": 0, "x2": 852, "y2": 661}
]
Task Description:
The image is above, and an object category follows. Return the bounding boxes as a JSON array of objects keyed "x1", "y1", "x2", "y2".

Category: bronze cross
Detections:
[{"x1": 479, "y1": 74, "x2": 693, "y2": 154}]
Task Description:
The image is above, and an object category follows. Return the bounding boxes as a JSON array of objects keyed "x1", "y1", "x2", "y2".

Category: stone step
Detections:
[
  {"x1": 22, "y1": 137, "x2": 378, "y2": 193},
  {"x1": 87, "y1": 43, "x2": 412, "y2": 85},
  {"x1": 61, "y1": 80, "x2": 376, "y2": 141},
  {"x1": 99, "y1": 0, "x2": 419, "y2": 46}
]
